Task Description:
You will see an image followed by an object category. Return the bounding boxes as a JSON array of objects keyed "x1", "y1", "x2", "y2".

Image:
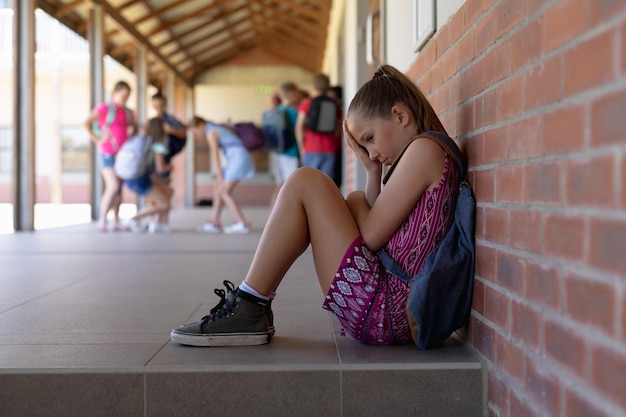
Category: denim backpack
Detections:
[{"x1": 380, "y1": 131, "x2": 476, "y2": 349}]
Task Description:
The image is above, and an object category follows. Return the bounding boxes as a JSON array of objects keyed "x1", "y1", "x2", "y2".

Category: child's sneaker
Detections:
[
  {"x1": 127, "y1": 218, "x2": 144, "y2": 234},
  {"x1": 148, "y1": 222, "x2": 171, "y2": 234},
  {"x1": 223, "y1": 222, "x2": 250, "y2": 234},
  {"x1": 198, "y1": 222, "x2": 222, "y2": 233},
  {"x1": 170, "y1": 292, "x2": 271, "y2": 347}
]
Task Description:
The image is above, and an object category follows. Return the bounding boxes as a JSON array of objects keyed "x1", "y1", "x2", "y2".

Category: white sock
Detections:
[{"x1": 239, "y1": 281, "x2": 270, "y2": 301}]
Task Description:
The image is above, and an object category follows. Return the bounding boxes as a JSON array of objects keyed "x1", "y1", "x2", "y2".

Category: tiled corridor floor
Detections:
[{"x1": 0, "y1": 206, "x2": 483, "y2": 417}]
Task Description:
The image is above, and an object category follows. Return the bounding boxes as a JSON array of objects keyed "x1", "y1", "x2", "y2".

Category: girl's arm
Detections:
[
  {"x1": 84, "y1": 110, "x2": 103, "y2": 144},
  {"x1": 295, "y1": 111, "x2": 307, "y2": 159},
  {"x1": 347, "y1": 139, "x2": 446, "y2": 251},
  {"x1": 207, "y1": 130, "x2": 223, "y2": 181},
  {"x1": 154, "y1": 152, "x2": 172, "y2": 174}
]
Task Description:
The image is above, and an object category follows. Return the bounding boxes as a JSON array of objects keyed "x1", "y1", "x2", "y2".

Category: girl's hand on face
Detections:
[{"x1": 343, "y1": 121, "x2": 381, "y2": 173}]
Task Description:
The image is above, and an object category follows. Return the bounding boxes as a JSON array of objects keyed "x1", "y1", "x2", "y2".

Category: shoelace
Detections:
[{"x1": 202, "y1": 280, "x2": 237, "y2": 324}]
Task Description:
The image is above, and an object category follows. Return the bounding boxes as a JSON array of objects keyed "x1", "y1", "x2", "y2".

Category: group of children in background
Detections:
[{"x1": 85, "y1": 72, "x2": 344, "y2": 235}]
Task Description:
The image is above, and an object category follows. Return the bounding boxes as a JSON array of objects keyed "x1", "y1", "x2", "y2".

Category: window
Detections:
[
  {"x1": 0, "y1": 127, "x2": 12, "y2": 174},
  {"x1": 61, "y1": 126, "x2": 89, "y2": 172}
]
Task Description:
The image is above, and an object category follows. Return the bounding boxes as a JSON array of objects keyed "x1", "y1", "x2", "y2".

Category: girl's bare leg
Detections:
[
  {"x1": 98, "y1": 168, "x2": 122, "y2": 228},
  {"x1": 210, "y1": 180, "x2": 225, "y2": 225},
  {"x1": 220, "y1": 180, "x2": 248, "y2": 224},
  {"x1": 244, "y1": 167, "x2": 360, "y2": 296},
  {"x1": 133, "y1": 187, "x2": 170, "y2": 221}
]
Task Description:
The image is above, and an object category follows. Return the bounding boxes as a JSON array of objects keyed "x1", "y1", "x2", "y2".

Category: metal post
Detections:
[
  {"x1": 12, "y1": 0, "x2": 36, "y2": 231},
  {"x1": 87, "y1": 6, "x2": 104, "y2": 220},
  {"x1": 185, "y1": 87, "x2": 195, "y2": 207},
  {"x1": 135, "y1": 46, "x2": 147, "y2": 127}
]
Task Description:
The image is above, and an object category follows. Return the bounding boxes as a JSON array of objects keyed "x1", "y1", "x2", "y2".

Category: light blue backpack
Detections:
[{"x1": 114, "y1": 135, "x2": 153, "y2": 180}]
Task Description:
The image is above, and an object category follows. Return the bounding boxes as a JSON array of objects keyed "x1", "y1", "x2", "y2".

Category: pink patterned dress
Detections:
[{"x1": 322, "y1": 155, "x2": 459, "y2": 345}]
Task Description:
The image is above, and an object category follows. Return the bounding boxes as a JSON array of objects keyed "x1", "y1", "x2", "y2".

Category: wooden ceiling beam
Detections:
[
  {"x1": 90, "y1": 0, "x2": 191, "y2": 86},
  {"x1": 145, "y1": 0, "x2": 235, "y2": 38}
]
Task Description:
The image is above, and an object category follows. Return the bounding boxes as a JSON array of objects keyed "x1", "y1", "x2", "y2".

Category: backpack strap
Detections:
[{"x1": 382, "y1": 131, "x2": 468, "y2": 185}]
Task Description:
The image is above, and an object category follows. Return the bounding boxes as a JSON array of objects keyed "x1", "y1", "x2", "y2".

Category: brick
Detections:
[
  {"x1": 591, "y1": 89, "x2": 626, "y2": 146},
  {"x1": 623, "y1": 22, "x2": 626, "y2": 75},
  {"x1": 448, "y1": 5, "x2": 465, "y2": 44},
  {"x1": 430, "y1": 62, "x2": 444, "y2": 91},
  {"x1": 543, "y1": 104, "x2": 585, "y2": 155},
  {"x1": 457, "y1": 100, "x2": 475, "y2": 136},
  {"x1": 475, "y1": 89, "x2": 498, "y2": 129},
  {"x1": 544, "y1": 319, "x2": 587, "y2": 376},
  {"x1": 567, "y1": 154, "x2": 615, "y2": 208},
  {"x1": 511, "y1": 301, "x2": 540, "y2": 350},
  {"x1": 509, "y1": 389, "x2": 539, "y2": 417},
  {"x1": 509, "y1": 116, "x2": 542, "y2": 160},
  {"x1": 442, "y1": 49, "x2": 458, "y2": 83},
  {"x1": 476, "y1": 207, "x2": 486, "y2": 240},
  {"x1": 495, "y1": 0, "x2": 524, "y2": 39},
  {"x1": 458, "y1": 28, "x2": 475, "y2": 70},
  {"x1": 407, "y1": 38, "x2": 436, "y2": 80},
  {"x1": 464, "y1": 0, "x2": 483, "y2": 29},
  {"x1": 526, "y1": 0, "x2": 545, "y2": 17},
  {"x1": 590, "y1": 0, "x2": 626, "y2": 25},
  {"x1": 565, "y1": 271, "x2": 615, "y2": 335},
  {"x1": 473, "y1": 168, "x2": 495, "y2": 203},
  {"x1": 509, "y1": 209, "x2": 541, "y2": 253},
  {"x1": 482, "y1": 125, "x2": 509, "y2": 163},
  {"x1": 449, "y1": 74, "x2": 464, "y2": 105},
  {"x1": 484, "y1": 284, "x2": 510, "y2": 330},
  {"x1": 496, "y1": 75, "x2": 525, "y2": 122},
  {"x1": 436, "y1": 24, "x2": 450, "y2": 59},
  {"x1": 475, "y1": 7, "x2": 496, "y2": 56},
  {"x1": 564, "y1": 30, "x2": 615, "y2": 97},
  {"x1": 623, "y1": 153, "x2": 626, "y2": 209},
  {"x1": 484, "y1": 43, "x2": 511, "y2": 86},
  {"x1": 565, "y1": 389, "x2": 613, "y2": 417},
  {"x1": 592, "y1": 344, "x2": 626, "y2": 410},
  {"x1": 544, "y1": 213, "x2": 585, "y2": 262},
  {"x1": 439, "y1": 108, "x2": 457, "y2": 138},
  {"x1": 465, "y1": 59, "x2": 486, "y2": 96},
  {"x1": 496, "y1": 164, "x2": 525, "y2": 203},
  {"x1": 416, "y1": 70, "x2": 431, "y2": 95},
  {"x1": 465, "y1": 133, "x2": 484, "y2": 169},
  {"x1": 513, "y1": 17, "x2": 543, "y2": 68},
  {"x1": 543, "y1": 0, "x2": 589, "y2": 53},
  {"x1": 525, "y1": 358, "x2": 561, "y2": 417},
  {"x1": 484, "y1": 207, "x2": 509, "y2": 246},
  {"x1": 525, "y1": 161, "x2": 562, "y2": 204},
  {"x1": 525, "y1": 54, "x2": 563, "y2": 110},
  {"x1": 525, "y1": 261, "x2": 561, "y2": 310},
  {"x1": 497, "y1": 251, "x2": 524, "y2": 294},
  {"x1": 495, "y1": 334, "x2": 525, "y2": 383},
  {"x1": 590, "y1": 218, "x2": 626, "y2": 275},
  {"x1": 472, "y1": 278, "x2": 486, "y2": 315},
  {"x1": 487, "y1": 367, "x2": 508, "y2": 413},
  {"x1": 471, "y1": 316, "x2": 496, "y2": 362},
  {"x1": 476, "y1": 243, "x2": 498, "y2": 282}
]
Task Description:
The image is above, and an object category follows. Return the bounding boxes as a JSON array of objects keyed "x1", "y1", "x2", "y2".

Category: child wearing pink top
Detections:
[{"x1": 84, "y1": 81, "x2": 137, "y2": 232}]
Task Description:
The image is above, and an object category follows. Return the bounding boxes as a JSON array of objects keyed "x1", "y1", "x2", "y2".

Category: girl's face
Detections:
[
  {"x1": 346, "y1": 106, "x2": 414, "y2": 166},
  {"x1": 112, "y1": 88, "x2": 130, "y2": 106}
]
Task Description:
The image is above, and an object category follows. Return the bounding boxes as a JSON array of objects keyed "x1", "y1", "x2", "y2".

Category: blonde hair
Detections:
[{"x1": 347, "y1": 65, "x2": 447, "y2": 135}]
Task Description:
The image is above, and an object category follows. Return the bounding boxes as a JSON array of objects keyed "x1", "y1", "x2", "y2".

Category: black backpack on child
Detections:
[
  {"x1": 306, "y1": 96, "x2": 338, "y2": 134},
  {"x1": 380, "y1": 131, "x2": 476, "y2": 350}
]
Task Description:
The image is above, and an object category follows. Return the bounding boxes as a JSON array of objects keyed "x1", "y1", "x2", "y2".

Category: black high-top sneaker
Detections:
[
  {"x1": 212, "y1": 281, "x2": 275, "y2": 336},
  {"x1": 265, "y1": 299, "x2": 275, "y2": 337},
  {"x1": 170, "y1": 289, "x2": 271, "y2": 346}
]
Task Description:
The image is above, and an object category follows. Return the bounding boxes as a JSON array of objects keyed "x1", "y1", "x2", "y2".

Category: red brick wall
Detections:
[{"x1": 405, "y1": 0, "x2": 626, "y2": 416}]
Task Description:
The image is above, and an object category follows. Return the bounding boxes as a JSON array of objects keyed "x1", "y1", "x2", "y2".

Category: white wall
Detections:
[{"x1": 384, "y1": 0, "x2": 465, "y2": 73}]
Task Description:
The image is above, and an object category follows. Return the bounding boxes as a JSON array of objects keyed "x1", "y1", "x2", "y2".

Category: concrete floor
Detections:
[{"x1": 0, "y1": 206, "x2": 483, "y2": 417}]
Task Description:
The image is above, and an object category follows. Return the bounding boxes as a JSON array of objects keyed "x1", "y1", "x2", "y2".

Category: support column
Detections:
[
  {"x1": 134, "y1": 46, "x2": 147, "y2": 126},
  {"x1": 185, "y1": 87, "x2": 196, "y2": 207},
  {"x1": 87, "y1": 5, "x2": 105, "y2": 220},
  {"x1": 12, "y1": 0, "x2": 36, "y2": 231}
]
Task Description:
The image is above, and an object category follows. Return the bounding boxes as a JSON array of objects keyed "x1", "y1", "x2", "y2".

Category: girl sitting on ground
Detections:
[
  {"x1": 171, "y1": 65, "x2": 459, "y2": 346},
  {"x1": 124, "y1": 117, "x2": 173, "y2": 233}
]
